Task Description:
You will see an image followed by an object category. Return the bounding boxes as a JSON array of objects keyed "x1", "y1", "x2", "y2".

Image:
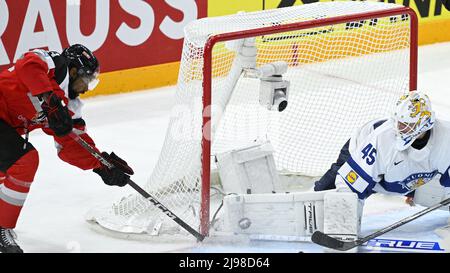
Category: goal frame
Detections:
[{"x1": 199, "y1": 6, "x2": 418, "y2": 236}]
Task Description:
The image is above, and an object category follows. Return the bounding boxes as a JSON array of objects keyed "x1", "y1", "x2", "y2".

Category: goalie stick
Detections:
[
  {"x1": 311, "y1": 196, "x2": 450, "y2": 251},
  {"x1": 68, "y1": 132, "x2": 206, "y2": 242}
]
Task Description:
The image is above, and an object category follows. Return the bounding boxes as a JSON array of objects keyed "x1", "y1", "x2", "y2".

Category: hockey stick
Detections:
[
  {"x1": 311, "y1": 197, "x2": 450, "y2": 251},
  {"x1": 68, "y1": 132, "x2": 206, "y2": 242}
]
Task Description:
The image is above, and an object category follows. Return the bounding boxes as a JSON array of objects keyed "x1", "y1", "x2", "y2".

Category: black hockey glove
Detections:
[
  {"x1": 93, "y1": 152, "x2": 134, "y2": 187},
  {"x1": 40, "y1": 92, "x2": 73, "y2": 137}
]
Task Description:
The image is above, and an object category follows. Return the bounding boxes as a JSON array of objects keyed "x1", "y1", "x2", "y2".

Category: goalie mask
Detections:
[{"x1": 393, "y1": 91, "x2": 435, "y2": 151}]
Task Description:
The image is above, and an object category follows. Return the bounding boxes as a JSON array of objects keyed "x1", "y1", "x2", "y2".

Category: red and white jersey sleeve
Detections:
[
  {"x1": 42, "y1": 121, "x2": 102, "y2": 171},
  {"x1": 14, "y1": 51, "x2": 55, "y2": 97}
]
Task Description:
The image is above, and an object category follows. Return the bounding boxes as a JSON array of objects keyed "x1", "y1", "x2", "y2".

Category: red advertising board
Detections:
[{"x1": 0, "y1": 0, "x2": 207, "y2": 73}]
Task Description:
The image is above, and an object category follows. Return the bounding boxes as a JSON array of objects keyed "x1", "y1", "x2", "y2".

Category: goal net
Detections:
[{"x1": 87, "y1": 1, "x2": 417, "y2": 239}]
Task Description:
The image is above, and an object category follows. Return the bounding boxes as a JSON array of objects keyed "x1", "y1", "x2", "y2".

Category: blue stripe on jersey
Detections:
[
  {"x1": 373, "y1": 119, "x2": 387, "y2": 130},
  {"x1": 439, "y1": 166, "x2": 450, "y2": 187},
  {"x1": 379, "y1": 171, "x2": 439, "y2": 194},
  {"x1": 345, "y1": 156, "x2": 377, "y2": 199},
  {"x1": 377, "y1": 181, "x2": 410, "y2": 194}
]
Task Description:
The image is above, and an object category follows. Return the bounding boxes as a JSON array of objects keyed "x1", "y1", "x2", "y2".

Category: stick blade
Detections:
[{"x1": 311, "y1": 231, "x2": 356, "y2": 251}]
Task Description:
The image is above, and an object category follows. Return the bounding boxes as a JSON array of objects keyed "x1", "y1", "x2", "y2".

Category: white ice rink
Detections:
[{"x1": 14, "y1": 41, "x2": 450, "y2": 253}]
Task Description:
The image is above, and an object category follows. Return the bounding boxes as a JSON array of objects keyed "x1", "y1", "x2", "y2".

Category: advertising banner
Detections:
[
  {"x1": 208, "y1": 0, "x2": 450, "y2": 21},
  {"x1": 0, "y1": 0, "x2": 207, "y2": 94},
  {"x1": 208, "y1": 0, "x2": 450, "y2": 45}
]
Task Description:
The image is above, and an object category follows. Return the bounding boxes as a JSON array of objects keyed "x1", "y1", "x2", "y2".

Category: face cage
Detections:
[
  {"x1": 396, "y1": 116, "x2": 432, "y2": 142},
  {"x1": 396, "y1": 120, "x2": 418, "y2": 137},
  {"x1": 78, "y1": 71, "x2": 100, "y2": 90}
]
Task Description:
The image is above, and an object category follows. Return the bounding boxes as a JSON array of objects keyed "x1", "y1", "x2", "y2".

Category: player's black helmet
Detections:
[
  {"x1": 62, "y1": 44, "x2": 99, "y2": 76},
  {"x1": 63, "y1": 44, "x2": 100, "y2": 91}
]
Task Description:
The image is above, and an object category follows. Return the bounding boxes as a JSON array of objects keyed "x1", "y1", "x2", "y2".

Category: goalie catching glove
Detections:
[{"x1": 93, "y1": 152, "x2": 134, "y2": 187}]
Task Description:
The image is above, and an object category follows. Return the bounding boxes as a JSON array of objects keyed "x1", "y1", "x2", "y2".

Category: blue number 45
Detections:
[{"x1": 361, "y1": 143, "x2": 377, "y2": 165}]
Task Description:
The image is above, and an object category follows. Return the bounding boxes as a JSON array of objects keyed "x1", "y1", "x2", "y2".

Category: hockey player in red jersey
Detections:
[{"x1": 0, "y1": 44, "x2": 134, "y2": 253}]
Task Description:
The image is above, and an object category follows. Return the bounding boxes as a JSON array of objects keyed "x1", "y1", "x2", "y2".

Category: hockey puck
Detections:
[{"x1": 238, "y1": 218, "x2": 251, "y2": 229}]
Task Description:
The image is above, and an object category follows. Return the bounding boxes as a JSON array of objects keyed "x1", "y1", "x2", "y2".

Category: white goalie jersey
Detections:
[{"x1": 336, "y1": 117, "x2": 450, "y2": 199}]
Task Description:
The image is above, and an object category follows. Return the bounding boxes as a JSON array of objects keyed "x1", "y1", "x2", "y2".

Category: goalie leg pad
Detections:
[
  {"x1": 223, "y1": 191, "x2": 327, "y2": 238},
  {"x1": 323, "y1": 191, "x2": 361, "y2": 252}
]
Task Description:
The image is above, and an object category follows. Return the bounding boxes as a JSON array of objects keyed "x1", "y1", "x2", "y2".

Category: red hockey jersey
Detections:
[{"x1": 0, "y1": 49, "x2": 102, "y2": 170}]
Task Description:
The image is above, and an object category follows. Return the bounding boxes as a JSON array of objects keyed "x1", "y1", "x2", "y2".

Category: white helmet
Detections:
[{"x1": 393, "y1": 91, "x2": 435, "y2": 151}]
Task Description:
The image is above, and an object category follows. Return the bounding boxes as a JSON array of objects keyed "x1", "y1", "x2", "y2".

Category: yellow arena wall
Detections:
[
  {"x1": 85, "y1": 0, "x2": 450, "y2": 98},
  {"x1": 86, "y1": 62, "x2": 180, "y2": 98}
]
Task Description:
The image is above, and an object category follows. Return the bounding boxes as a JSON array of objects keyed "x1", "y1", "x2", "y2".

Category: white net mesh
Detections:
[{"x1": 87, "y1": 1, "x2": 415, "y2": 237}]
